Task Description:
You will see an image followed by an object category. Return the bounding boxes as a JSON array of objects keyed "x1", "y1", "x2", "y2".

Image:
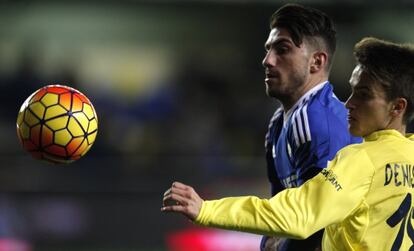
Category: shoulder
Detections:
[
  {"x1": 307, "y1": 84, "x2": 347, "y2": 121},
  {"x1": 326, "y1": 143, "x2": 377, "y2": 186},
  {"x1": 265, "y1": 107, "x2": 283, "y2": 144},
  {"x1": 334, "y1": 142, "x2": 373, "y2": 164},
  {"x1": 266, "y1": 107, "x2": 283, "y2": 132},
  {"x1": 327, "y1": 143, "x2": 374, "y2": 175},
  {"x1": 305, "y1": 84, "x2": 349, "y2": 138},
  {"x1": 285, "y1": 92, "x2": 335, "y2": 146},
  {"x1": 269, "y1": 107, "x2": 283, "y2": 124}
]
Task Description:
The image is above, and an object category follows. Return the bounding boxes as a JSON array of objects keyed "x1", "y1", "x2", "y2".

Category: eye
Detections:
[
  {"x1": 354, "y1": 88, "x2": 373, "y2": 99},
  {"x1": 276, "y1": 46, "x2": 289, "y2": 54}
]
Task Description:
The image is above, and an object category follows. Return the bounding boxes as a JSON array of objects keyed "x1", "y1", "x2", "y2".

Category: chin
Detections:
[
  {"x1": 266, "y1": 88, "x2": 283, "y2": 99},
  {"x1": 349, "y1": 127, "x2": 363, "y2": 137}
]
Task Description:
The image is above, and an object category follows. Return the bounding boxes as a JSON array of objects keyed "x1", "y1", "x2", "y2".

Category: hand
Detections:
[{"x1": 161, "y1": 181, "x2": 204, "y2": 221}]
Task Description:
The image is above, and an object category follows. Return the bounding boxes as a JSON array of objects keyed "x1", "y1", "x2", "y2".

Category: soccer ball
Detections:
[{"x1": 16, "y1": 85, "x2": 98, "y2": 164}]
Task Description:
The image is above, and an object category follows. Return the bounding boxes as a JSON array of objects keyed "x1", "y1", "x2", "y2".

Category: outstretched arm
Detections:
[
  {"x1": 161, "y1": 147, "x2": 374, "y2": 239},
  {"x1": 161, "y1": 181, "x2": 203, "y2": 221}
]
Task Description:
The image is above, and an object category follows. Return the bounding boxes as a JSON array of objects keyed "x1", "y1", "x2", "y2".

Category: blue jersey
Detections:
[{"x1": 262, "y1": 82, "x2": 361, "y2": 250}]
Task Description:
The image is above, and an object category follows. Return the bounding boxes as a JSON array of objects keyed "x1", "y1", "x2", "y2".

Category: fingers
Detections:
[
  {"x1": 170, "y1": 181, "x2": 188, "y2": 189},
  {"x1": 161, "y1": 204, "x2": 187, "y2": 214},
  {"x1": 162, "y1": 182, "x2": 191, "y2": 206},
  {"x1": 163, "y1": 182, "x2": 186, "y2": 199},
  {"x1": 161, "y1": 181, "x2": 203, "y2": 221},
  {"x1": 163, "y1": 190, "x2": 189, "y2": 207},
  {"x1": 161, "y1": 182, "x2": 189, "y2": 212}
]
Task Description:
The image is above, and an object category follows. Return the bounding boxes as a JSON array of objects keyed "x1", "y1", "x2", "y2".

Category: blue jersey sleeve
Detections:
[
  {"x1": 291, "y1": 97, "x2": 361, "y2": 184},
  {"x1": 293, "y1": 106, "x2": 331, "y2": 179}
]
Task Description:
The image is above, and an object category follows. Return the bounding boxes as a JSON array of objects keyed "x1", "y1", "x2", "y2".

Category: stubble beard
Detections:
[{"x1": 266, "y1": 69, "x2": 308, "y2": 103}]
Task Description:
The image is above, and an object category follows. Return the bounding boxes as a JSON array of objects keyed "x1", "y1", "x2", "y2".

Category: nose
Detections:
[
  {"x1": 262, "y1": 50, "x2": 275, "y2": 68},
  {"x1": 345, "y1": 95, "x2": 354, "y2": 110}
]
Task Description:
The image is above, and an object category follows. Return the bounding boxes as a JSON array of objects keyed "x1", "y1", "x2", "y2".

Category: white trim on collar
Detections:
[{"x1": 283, "y1": 81, "x2": 329, "y2": 121}]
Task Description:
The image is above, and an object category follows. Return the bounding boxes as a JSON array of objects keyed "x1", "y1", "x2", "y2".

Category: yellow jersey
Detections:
[{"x1": 195, "y1": 130, "x2": 414, "y2": 251}]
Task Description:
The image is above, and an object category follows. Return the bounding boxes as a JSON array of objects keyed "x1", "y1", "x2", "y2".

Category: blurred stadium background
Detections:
[{"x1": 0, "y1": 0, "x2": 413, "y2": 250}]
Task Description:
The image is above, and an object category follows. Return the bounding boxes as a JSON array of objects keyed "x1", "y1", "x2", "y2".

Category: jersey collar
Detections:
[
  {"x1": 283, "y1": 81, "x2": 329, "y2": 121},
  {"x1": 364, "y1": 129, "x2": 408, "y2": 142}
]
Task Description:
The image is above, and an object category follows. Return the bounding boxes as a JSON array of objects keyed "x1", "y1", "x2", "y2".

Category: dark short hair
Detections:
[
  {"x1": 270, "y1": 4, "x2": 337, "y2": 71},
  {"x1": 354, "y1": 37, "x2": 414, "y2": 123}
]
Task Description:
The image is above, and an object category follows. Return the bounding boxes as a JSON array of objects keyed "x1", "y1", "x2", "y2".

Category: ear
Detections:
[
  {"x1": 391, "y1": 97, "x2": 407, "y2": 118},
  {"x1": 310, "y1": 52, "x2": 328, "y2": 74}
]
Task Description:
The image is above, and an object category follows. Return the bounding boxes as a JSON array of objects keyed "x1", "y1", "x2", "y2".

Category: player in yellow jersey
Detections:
[{"x1": 162, "y1": 37, "x2": 414, "y2": 251}]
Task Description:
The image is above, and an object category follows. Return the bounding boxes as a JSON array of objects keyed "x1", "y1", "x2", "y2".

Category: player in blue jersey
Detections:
[{"x1": 261, "y1": 4, "x2": 361, "y2": 250}]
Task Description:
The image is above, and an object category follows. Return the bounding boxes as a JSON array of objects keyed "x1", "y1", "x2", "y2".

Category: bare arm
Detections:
[{"x1": 161, "y1": 181, "x2": 203, "y2": 221}]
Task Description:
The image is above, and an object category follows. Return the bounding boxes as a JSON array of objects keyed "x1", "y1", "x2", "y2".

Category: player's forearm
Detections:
[{"x1": 194, "y1": 195, "x2": 319, "y2": 239}]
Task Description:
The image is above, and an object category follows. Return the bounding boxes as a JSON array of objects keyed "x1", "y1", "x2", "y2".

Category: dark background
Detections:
[{"x1": 0, "y1": 0, "x2": 413, "y2": 250}]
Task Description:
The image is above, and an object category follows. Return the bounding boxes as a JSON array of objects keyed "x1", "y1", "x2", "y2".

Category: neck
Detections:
[
  {"x1": 282, "y1": 76, "x2": 328, "y2": 112},
  {"x1": 385, "y1": 116, "x2": 406, "y2": 136},
  {"x1": 389, "y1": 123, "x2": 406, "y2": 136}
]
